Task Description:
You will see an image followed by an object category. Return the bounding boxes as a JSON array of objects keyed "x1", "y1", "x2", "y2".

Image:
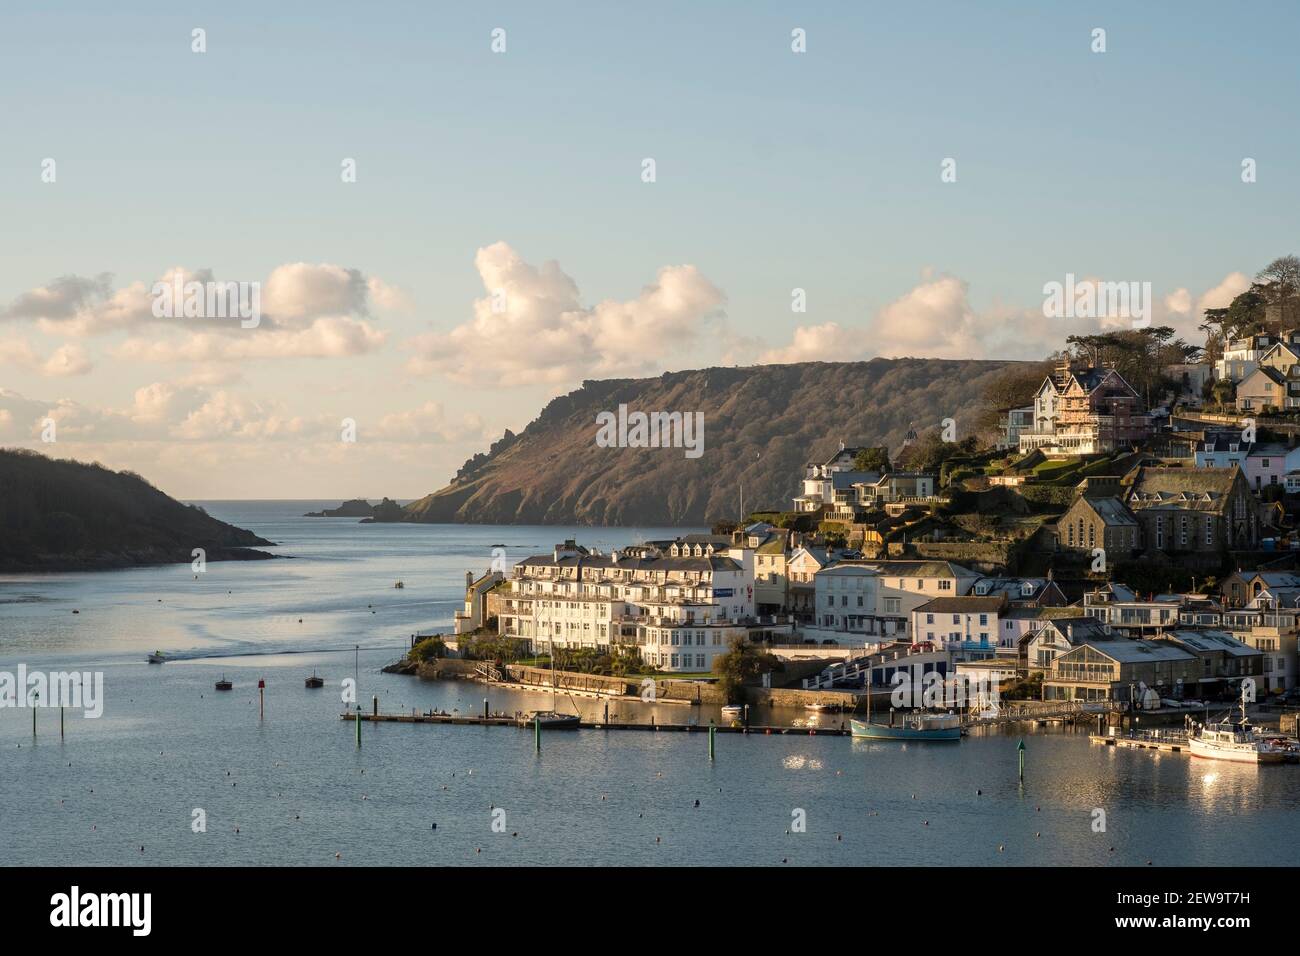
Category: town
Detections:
[{"x1": 419, "y1": 260, "x2": 1300, "y2": 741}]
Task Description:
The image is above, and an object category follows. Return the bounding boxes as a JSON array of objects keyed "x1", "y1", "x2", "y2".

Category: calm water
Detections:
[{"x1": 1, "y1": 502, "x2": 1297, "y2": 866}]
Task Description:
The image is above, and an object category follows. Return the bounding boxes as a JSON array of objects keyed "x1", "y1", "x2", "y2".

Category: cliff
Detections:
[{"x1": 400, "y1": 358, "x2": 1024, "y2": 526}]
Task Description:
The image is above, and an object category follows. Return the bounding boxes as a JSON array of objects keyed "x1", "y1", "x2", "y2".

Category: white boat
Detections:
[
  {"x1": 1189, "y1": 687, "x2": 1289, "y2": 764},
  {"x1": 146, "y1": 651, "x2": 167, "y2": 664},
  {"x1": 721, "y1": 704, "x2": 744, "y2": 719},
  {"x1": 805, "y1": 702, "x2": 839, "y2": 713}
]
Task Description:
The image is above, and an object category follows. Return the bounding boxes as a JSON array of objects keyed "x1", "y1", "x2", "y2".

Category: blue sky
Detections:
[{"x1": 1, "y1": 1, "x2": 1297, "y2": 497}]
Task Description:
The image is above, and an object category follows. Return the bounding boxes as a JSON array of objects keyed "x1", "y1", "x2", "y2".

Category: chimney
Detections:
[{"x1": 465, "y1": 570, "x2": 473, "y2": 588}]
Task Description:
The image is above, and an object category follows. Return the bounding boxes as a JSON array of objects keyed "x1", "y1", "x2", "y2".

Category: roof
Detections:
[
  {"x1": 914, "y1": 596, "x2": 1006, "y2": 614},
  {"x1": 1127, "y1": 466, "x2": 1241, "y2": 511},
  {"x1": 517, "y1": 552, "x2": 741, "y2": 573},
  {"x1": 1074, "y1": 636, "x2": 1195, "y2": 664},
  {"x1": 1079, "y1": 496, "x2": 1138, "y2": 526},
  {"x1": 843, "y1": 559, "x2": 980, "y2": 579},
  {"x1": 1163, "y1": 630, "x2": 1259, "y2": 657},
  {"x1": 1240, "y1": 365, "x2": 1286, "y2": 388}
]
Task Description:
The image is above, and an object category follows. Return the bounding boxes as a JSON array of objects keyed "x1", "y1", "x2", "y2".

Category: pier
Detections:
[
  {"x1": 1090, "y1": 729, "x2": 1191, "y2": 753},
  {"x1": 341, "y1": 710, "x2": 853, "y2": 735}
]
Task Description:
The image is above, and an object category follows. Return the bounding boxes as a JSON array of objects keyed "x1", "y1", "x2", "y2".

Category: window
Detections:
[
  {"x1": 1156, "y1": 516, "x2": 1164, "y2": 549},
  {"x1": 939, "y1": 580, "x2": 952, "y2": 591},
  {"x1": 979, "y1": 614, "x2": 988, "y2": 626},
  {"x1": 926, "y1": 613, "x2": 934, "y2": 624},
  {"x1": 1205, "y1": 518, "x2": 1213, "y2": 546},
  {"x1": 696, "y1": 654, "x2": 705, "y2": 669}
]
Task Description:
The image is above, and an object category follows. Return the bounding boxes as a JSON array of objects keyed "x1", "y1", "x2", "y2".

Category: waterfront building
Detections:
[
  {"x1": 804, "y1": 559, "x2": 980, "y2": 645},
  {"x1": 910, "y1": 595, "x2": 1006, "y2": 655},
  {"x1": 454, "y1": 569, "x2": 504, "y2": 635},
  {"x1": 496, "y1": 537, "x2": 776, "y2": 673},
  {"x1": 1042, "y1": 636, "x2": 1199, "y2": 703},
  {"x1": 1222, "y1": 590, "x2": 1300, "y2": 691}
]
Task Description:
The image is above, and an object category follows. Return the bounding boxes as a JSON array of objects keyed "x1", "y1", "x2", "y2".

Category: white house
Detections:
[{"x1": 910, "y1": 596, "x2": 1006, "y2": 654}]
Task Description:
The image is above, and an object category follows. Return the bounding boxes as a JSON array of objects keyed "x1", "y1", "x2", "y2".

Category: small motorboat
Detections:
[
  {"x1": 215, "y1": 676, "x2": 233, "y2": 691},
  {"x1": 721, "y1": 704, "x2": 744, "y2": 719},
  {"x1": 146, "y1": 651, "x2": 167, "y2": 664},
  {"x1": 305, "y1": 671, "x2": 325, "y2": 689},
  {"x1": 520, "y1": 711, "x2": 581, "y2": 729},
  {"x1": 393, "y1": 581, "x2": 405, "y2": 589}
]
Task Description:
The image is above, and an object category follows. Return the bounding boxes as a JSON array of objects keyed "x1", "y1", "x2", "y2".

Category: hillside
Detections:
[
  {"x1": 0, "y1": 449, "x2": 275, "y2": 572},
  {"x1": 402, "y1": 358, "x2": 1025, "y2": 526}
]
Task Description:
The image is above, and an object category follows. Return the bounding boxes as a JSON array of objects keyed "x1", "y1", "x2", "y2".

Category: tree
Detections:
[
  {"x1": 1257, "y1": 255, "x2": 1300, "y2": 302},
  {"x1": 712, "y1": 637, "x2": 780, "y2": 704},
  {"x1": 853, "y1": 447, "x2": 891, "y2": 473}
]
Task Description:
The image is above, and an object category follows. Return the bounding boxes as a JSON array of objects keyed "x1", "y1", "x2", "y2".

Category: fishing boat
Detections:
[
  {"x1": 215, "y1": 676, "x2": 233, "y2": 691},
  {"x1": 146, "y1": 651, "x2": 167, "y2": 664},
  {"x1": 520, "y1": 711, "x2": 581, "y2": 729},
  {"x1": 851, "y1": 712, "x2": 963, "y2": 740},
  {"x1": 394, "y1": 581, "x2": 405, "y2": 589},
  {"x1": 304, "y1": 671, "x2": 325, "y2": 689},
  {"x1": 850, "y1": 686, "x2": 961, "y2": 740},
  {"x1": 721, "y1": 704, "x2": 744, "y2": 719},
  {"x1": 1188, "y1": 687, "x2": 1289, "y2": 764}
]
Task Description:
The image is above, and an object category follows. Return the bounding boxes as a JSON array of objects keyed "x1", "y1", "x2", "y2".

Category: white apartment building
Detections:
[{"x1": 496, "y1": 539, "x2": 759, "y2": 673}]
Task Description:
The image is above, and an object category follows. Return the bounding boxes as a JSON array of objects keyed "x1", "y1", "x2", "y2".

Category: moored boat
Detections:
[
  {"x1": 520, "y1": 710, "x2": 581, "y2": 729},
  {"x1": 806, "y1": 701, "x2": 840, "y2": 713},
  {"x1": 215, "y1": 675, "x2": 233, "y2": 691},
  {"x1": 146, "y1": 651, "x2": 167, "y2": 664},
  {"x1": 305, "y1": 671, "x2": 324, "y2": 688},
  {"x1": 721, "y1": 704, "x2": 744, "y2": 719},
  {"x1": 1189, "y1": 687, "x2": 1289, "y2": 764},
  {"x1": 850, "y1": 713, "x2": 962, "y2": 741}
]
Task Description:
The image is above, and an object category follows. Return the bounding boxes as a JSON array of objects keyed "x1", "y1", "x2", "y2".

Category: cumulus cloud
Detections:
[
  {"x1": 1, "y1": 263, "x2": 396, "y2": 362},
  {"x1": 405, "y1": 242, "x2": 726, "y2": 385},
  {"x1": 758, "y1": 269, "x2": 1240, "y2": 366},
  {"x1": 115, "y1": 317, "x2": 386, "y2": 363},
  {"x1": 372, "y1": 401, "x2": 488, "y2": 443},
  {"x1": 0, "y1": 339, "x2": 93, "y2": 376},
  {"x1": 757, "y1": 322, "x2": 870, "y2": 364}
]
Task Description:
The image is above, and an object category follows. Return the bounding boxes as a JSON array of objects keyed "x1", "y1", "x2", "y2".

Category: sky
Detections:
[{"x1": 2, "y1": 0, "x2": 1298, "y2": 499}]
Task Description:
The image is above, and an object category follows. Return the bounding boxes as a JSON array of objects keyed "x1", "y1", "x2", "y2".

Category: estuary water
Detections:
[{"x1": 1, "y1": 502, "x2": 1297, "y2": 867}]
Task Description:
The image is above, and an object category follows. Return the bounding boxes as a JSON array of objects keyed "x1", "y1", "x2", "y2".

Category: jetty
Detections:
[
  {"x1": 340, "y1": 710, "x2": 853, "y2": 736},
  {"x1": 1090, "y1": 728, "x2": 1192, "y2": 753}
]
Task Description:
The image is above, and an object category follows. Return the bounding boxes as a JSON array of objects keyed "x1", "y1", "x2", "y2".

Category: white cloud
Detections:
[
  {"x1": 114, "y1": 316, "x2": 386, "y2": 362},
  {"x1": 405, "y1": 242, "x2": 726, "y2": 385},
  {"x1": 372, "y1": 401, "x2": 488, "y2": 443},
  {"x1": 757, "y1": 322, "x2": 870, "y2": 364},
  {"x1": 2, "y1": 264, "x2": 396, "y2": 363},
  {"x1": 0, "y1": 339, "x2": 93, "y2": 376},
  {"x1": 1198, "y1": 271, "x2": 1252, "y2": 313}
]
